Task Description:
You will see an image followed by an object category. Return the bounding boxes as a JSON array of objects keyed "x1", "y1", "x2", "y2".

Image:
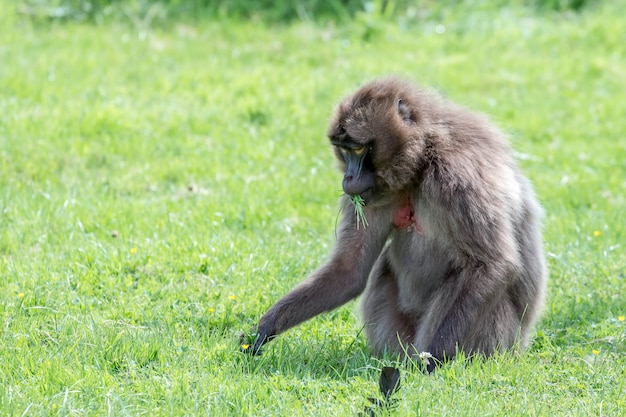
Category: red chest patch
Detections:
[
  {"x1": 392, "y1": 205, "x2": 414, "y2": 229},
  {"x1": 392, "y1": 199, "x2": 424, "y2": 234}
]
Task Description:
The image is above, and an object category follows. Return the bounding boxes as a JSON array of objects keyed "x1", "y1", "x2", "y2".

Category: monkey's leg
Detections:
[
  {"x1": 465, "y1": 296, "x2": 519, "y2": 355},
  {"x1": 361, "y1": 254, "x2": 415, "y2": 356},
  {"x1": 414, "y1": 265, "x2": 520, "y2": 372}
]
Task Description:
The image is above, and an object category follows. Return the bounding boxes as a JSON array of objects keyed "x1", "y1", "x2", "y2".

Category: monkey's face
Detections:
[
  {"x1": 328, "y1": 80, "x2": 421, "y2": 204},
  {"x1": 331, "y1": 139, "x2": 376, "y2": 201}
]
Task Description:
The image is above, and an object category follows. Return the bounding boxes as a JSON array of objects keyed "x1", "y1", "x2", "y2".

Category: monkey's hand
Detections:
[{"x1": 239, "y1": 326, "x2": 272, "y2": 355}]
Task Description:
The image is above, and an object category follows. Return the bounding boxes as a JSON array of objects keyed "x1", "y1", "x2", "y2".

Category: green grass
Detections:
[
  {"x1": 1, "y1": 1, "x2": 625, "y2": 415},
  {"x1": 350, "y1": 195, "x2": 369, "y2": 229}
]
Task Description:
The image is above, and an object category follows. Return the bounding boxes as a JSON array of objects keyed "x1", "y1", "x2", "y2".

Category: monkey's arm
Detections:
[{"x1": 248, "y1": 199, "x2": 392, "y2": 354}]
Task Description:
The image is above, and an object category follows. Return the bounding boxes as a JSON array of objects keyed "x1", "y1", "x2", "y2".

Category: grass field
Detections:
[{"x1": 1, "y1": 1, "x2": 625, "y2": 415}]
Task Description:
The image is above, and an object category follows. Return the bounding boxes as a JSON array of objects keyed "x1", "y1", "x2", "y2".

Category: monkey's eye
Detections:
[{"x1": 353, "y1": 146, "x2": 366, "y2": 156}]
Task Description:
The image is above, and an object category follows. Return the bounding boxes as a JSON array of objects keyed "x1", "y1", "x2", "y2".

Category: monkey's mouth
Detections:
[{"x1": 351, "y1": 188, "x2": 374, "y2": 205}]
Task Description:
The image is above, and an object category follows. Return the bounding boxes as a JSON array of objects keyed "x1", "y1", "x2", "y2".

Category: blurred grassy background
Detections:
[{"x1": 14, "y1": 0, "x2": 597, "y2": 22}]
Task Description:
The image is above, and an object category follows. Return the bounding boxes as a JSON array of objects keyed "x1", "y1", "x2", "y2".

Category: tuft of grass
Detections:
[{"x1": 350, "y1": 194, "x2": 369, "y2": 229}]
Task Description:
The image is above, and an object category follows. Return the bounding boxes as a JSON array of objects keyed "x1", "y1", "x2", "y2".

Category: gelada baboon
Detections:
[{"x1": 244, "y1": 77, "x2": 547, "y2": 371}]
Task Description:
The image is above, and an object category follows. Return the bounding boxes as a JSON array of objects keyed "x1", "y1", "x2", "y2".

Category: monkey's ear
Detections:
[{"x1": 397, "y1": 99, "x2": 412, "y2": 122}]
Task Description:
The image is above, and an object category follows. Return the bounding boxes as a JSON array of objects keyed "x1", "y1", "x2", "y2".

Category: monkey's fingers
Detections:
[
  {"x1": 240, "y1": 340, "x2": 256, "y2": 354},
  {"x1": 239, "y1": 331, "x2": 259, "y2": 355},
  {"x1": 239, "y1": 329, "x2": 270, "y2": 355}
]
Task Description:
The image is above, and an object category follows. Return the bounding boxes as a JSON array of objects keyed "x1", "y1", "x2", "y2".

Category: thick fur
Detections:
[{"x1": 250, "y1": 78, "x2": 546, "y2": 369}]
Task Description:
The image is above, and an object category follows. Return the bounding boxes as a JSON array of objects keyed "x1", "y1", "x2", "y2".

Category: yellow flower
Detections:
[
  {"x1": 592, "y1": 349, "x2": 600, "y2": 355},
  {"x1": 18, "y1": 292, "x2": 25, "y2": 299},
  {"x1": 208, "y1": 308, "x2": 215, "y2": 313},
  {"x1": 618, "y1": 316, "x2": 625, "y2": 322},
  {"x1": 130, "y1": 247, "x2": 138, "y2": 254},
  {"x1": 593, "y1": 230, "x2": 601, "y2": 237},
  {"x1": 228, "y1": 295, "x2": 236, "y2": 300},
  {"x1": 241, "y1": 344, "x2": 250, "y2": 350}
]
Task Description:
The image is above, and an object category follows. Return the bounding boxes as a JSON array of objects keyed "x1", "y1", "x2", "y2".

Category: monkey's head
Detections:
[{"x1": 328, "y1": 78, "x2": 428, "y2": 204}]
